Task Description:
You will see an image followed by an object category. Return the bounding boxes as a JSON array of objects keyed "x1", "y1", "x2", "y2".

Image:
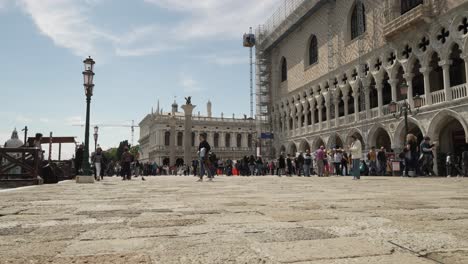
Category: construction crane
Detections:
[{"x1": 72, "y1": 120, "x2": 139, "y2": 146}]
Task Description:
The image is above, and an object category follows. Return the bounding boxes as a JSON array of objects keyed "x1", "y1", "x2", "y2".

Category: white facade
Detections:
[
  {"x1": 139, "y1": 101, "x2": 255, "y2": 165},
  {"x1": 259, "y1": 0, "x2": 468, "y2": 174}
]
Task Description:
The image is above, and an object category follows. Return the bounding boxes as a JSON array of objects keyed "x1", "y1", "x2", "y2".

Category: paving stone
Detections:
[{"x1": 257, "y1": 237, "x2": 393, "y2": 263}]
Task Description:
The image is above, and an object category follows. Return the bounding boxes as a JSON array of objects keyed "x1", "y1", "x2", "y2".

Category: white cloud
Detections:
[
  {"x1": 14, "y1": 0, "x2": 281, "y2": 58},
  {"x1": 180, "y1": 74, "x2": 203, "y2": 93},
  {"x1": 65, "y1": 116, "x2": 84, "y2": 125},
  {"x1": 18, "y1": 0, "x2": 116, "y2": 57},
  {"x1": 15, "y1": 115, "x2": 32, "y2": 123},
  {"x1": 197, "y1": 53, "x2": 249, "y2": 66},
  {"x1": 144, "y1": 0, "x2": 280, "y2": 39}
]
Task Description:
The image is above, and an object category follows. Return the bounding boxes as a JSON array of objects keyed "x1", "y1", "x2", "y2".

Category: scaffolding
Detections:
[{"x1": 255, "y1": 30, "x2": 272, "y2": 158}]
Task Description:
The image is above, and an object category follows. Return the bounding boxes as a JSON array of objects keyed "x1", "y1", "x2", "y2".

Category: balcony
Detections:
[{"x1": 384, "y1": 4, "x2": 430, "y2": 39}]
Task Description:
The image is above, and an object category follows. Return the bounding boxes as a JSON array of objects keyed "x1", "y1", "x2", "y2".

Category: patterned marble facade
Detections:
[{"x1": 259, "y1": 0, "x2": 468, "y2": 174}]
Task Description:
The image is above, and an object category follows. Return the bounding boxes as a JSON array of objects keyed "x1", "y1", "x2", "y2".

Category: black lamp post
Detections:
[
  {"x1": 93, "y1": 126, "x2": 99, "y2": 152},
  {"x1": 82, "y1": 56, "x2": 95, "y2": 176},
  {"x1": 389, "y1": 80, "x2": 423, "y2": 148}
]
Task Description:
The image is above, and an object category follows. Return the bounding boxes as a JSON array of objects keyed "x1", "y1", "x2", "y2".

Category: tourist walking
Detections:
[
  {"x1": 349, "y1": 136, "x2": 362, "y2": 180},
  {"x1": 286, "y1": 154, "x2": 293, "y2": 176},
  {"x1": 377, "y1": 147, "x2": 387, "y2": 176},
  {"x1": 297, "y1": 152, "x2": 304, "y2": 176},
  {"x1": 341, "y1": 150, "x2": 349, "y2": 176},
  {"x1": 334, "y1": 149, "x2": 342, "y2": 176},
  {"x1": 316, "y1": 146, "x2": 325, "y2": 177},
  {"x1": 446, "y1": 152, "x2": 453, "y2": 177},
  {"x1": 197, "y1": 133, "x2": 213, "y2": 182},
  {"x1": 405, "y1": 134, "x2": 419, "y2": 177},
  {"x1": 278, "y1": 154, "x2": 286, "y2": 176},
  {"x1": 121, "y1": 147, "x2": 133, "y2": 180},
  {"x1": 75, "y1": 144, "x2": 83, "y2": 175},
  {"x1": 462, "y1": 147, "x2": 468, "y2": 177},
  {"x1": 249, "y1": 155, "x2": 256, "y2": 176},
  {"x1": 304, "y1": 149, "x2": 312, "y2": 177},
  {"x1": 367, "y1": 147, "x2": 377, "y2": 176},
  {"x1": 92, "y1": 147, "x2": 104, "y2": 181},
  {"x1": 420, "y1": 136, "x2": 435, "y2": 176}
]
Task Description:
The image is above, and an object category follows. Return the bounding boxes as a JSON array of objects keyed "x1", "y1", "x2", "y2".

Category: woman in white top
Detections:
[{"x1": 349, "y1": 135, "x2": 362, "y2": 180}]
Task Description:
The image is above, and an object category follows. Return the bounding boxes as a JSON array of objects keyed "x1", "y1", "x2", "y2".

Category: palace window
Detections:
[
  {"x1": 308, "y1": 35, "x2": 318, "y2": 65},
  {"x1": 281, "y1": 57, "x2": 287, "y2": 82},
  {"x1": 351, "y1": 1, "x2": 366, "y2": 40},
  {"x1": 164, "y1": 131, "x2": 170, "y2": 146},
  {"x1": 401, "y1": 0, "x2": 423, "y2": 15}
]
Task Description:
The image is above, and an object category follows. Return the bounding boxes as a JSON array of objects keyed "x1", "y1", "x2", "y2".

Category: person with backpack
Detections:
[
  {"x1": 420, "y1": 136, "x2": 435, "y2": 176},
  {"x1": 121, "y1": 147, "x2": 133, "y2": 181},
  {"x1": 197, "y1": 133, "x2": 213, "y2": 182},
  {"x1": 92, "y1": 147, "x2": 104, "y2": 181}
]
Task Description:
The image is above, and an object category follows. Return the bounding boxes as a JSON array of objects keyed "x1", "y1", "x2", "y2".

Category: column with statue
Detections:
[{"x1": 181, "y1": 96, "x2": 196, "y2": 168}]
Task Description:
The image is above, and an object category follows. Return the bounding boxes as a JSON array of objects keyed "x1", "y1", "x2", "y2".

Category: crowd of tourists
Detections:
[{"x1": 74, "y1": 132, "x2": 468, "y2": 182}]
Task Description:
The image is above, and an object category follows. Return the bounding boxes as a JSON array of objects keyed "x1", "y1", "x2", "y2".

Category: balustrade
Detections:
[
  {"x1": 431, "y1": 90, "x2": 446, "y2": 104},
  {"x1": 452, "y1": 84, "x2": 467, "y2": 100}
]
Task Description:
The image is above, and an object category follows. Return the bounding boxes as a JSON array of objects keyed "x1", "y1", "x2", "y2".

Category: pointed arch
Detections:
[
  {"x1": 299, "y1": 139, "x2": 311, "y2": 153},
  {"x1": 312, "y1": 137, "x2": 326, "y2": 151},
  {"x1": 393, "y1": 117, "x2": 425, "y2": 148},
  {"x1": 428, "y1": 109, "x2": 468, "y2": 143},
  {"x1": 308, "y1": 34, "x2": 318, "y2": 65},
  {"x1": 350, "y1": 0, "x2": 366, "y2": 41},
  {"x1": 345, "y1": 128, "x2": 365, "y2": 148},
  {"x1": 367, "y1": 124, "x2": 392, "y2": 150}
]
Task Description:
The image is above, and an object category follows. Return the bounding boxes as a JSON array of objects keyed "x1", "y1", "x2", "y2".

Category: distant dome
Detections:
[{"x1": 5, "y1": 129, "x2": 23, "y2": 148}]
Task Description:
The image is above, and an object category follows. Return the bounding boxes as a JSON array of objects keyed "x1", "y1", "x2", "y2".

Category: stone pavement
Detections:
[{"x1": 1, "y1": 176, "x2": 468, "y2": 264}]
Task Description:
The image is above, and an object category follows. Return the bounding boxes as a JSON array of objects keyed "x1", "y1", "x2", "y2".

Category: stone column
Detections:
[
  {"x1": 463, "y1": 56, "x2": 468, "y2": 84},
  {"x1": 420, "y1": 67, "x2": 432, "y2": 105},
  {"x1": 334, "y1": 96, "x2": 339, "y2": 127},
  {"x1": 325, "y1": 93, "x2": 331, "y2": 129},
  {"x1": 404, "y1": 73, "x2": 415, "y2": 108},
  {"x1": 308, "y1": 98, "x2": 315, "y2": 129},
  {"x1": 363, "y1": 83, "x2": 371, "y2": 118},
  {"x1": 376, "y1": 83, "x2": 384, "y2": 116},
  {"x1": 291, "y1": 108, "x2": 297, "y2": 132},
  {"x1": 181, "y1": 104, "x2": 195, "y2": 165},
  {"x1": 440, "y1": 60, "x2": 453, "y2": 101},
  {"x1": 388, "y1": 78, "x2": 398, "y2": 102},
  {"x1": 317, "y1": 105, "x2": 323, "y2": 131},
  {"x1": 343, "y1": 95, "x2": 349, "y2": 122},
  {"x1": 353, "y1": 91, "x2": 359, "y2": 122},
  {"x1": 169, "y1": 117, "x2": 176, "y2": 166}
]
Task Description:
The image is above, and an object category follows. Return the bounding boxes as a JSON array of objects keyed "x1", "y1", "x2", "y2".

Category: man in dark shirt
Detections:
[
  {"x1": 297, "y1": 153, "x2": 305, "y2": 176},
  {"x1": 197, "y1": 133, "x2": 212, "y2": 182},
  {"x1": 75, "y1": 144, "x2": 83, "y2": 175},
  {"x1": 278, "y1": 154, "x2": 286, "y2": 176},
  {"x1": 377, "y1": 147, "x2": 387, "y2": 176},
  {"x1": 420, "y1": 136, "x2": 435, "y2": 176},
  {"x1": 121, "y1": 147, "x2": 133, "y2": 180},
  {"x1": 286, "y1": 154, "x2": 293, "y2": 177}
]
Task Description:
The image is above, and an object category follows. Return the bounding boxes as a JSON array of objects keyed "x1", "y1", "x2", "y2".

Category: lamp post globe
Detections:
[
  {"x1": 400, "y1": 80, "x2": 408, "y2": 96},
  {"x1": 414, "y1": 94, "x2": 423, "y2": 109},
  {"x1": 389, "y1": 101, "x2": 398, "y2": 114},
  {"x1": 81, "y1": 56, "x2": 95, "y2": 176}
]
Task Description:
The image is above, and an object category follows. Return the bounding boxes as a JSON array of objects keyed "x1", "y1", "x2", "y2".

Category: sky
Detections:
[{"x1": 0, "y1": 0, "x2": 281, "y2": 159}]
